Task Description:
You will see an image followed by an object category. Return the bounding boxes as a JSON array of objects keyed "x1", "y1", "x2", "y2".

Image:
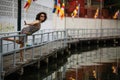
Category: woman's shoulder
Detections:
[
  {"x1": 32, "y1": 20, "x2": 41, "y2": 24},
  {"x1": 35, "y1": 20, "x2": 40, "y2": 22}
]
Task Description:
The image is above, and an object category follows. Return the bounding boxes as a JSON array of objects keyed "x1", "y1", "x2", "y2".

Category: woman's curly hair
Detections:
[{"x1": 36, "y1": 12, "x2": 47, "y2": 22}]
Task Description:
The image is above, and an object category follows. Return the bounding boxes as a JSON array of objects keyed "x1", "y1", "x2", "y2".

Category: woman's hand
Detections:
[{"x1": 24, "y1": 21, "x2": 27, "y2": 25}]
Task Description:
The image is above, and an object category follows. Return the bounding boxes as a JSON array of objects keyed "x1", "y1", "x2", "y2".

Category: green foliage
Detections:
[{"x1": 0, "y1": 23, "x2": 14, "y2": 32}]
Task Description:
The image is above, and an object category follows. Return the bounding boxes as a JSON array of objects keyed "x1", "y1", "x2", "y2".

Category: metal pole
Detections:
[{"x1": 17, "y1": 0, "x2": 22, "y2": 31}]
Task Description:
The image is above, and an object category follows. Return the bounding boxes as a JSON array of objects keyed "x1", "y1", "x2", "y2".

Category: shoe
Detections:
[{"x1": 26, "y1": 43, "x2": 32, "y2": 47}]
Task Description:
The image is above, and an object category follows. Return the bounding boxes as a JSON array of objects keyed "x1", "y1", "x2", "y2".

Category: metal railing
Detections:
[
  {"x1": 0, "y1": 28, "x2": 120, "y2": 80},
  {"x1": 0, "y1": 30, "x2": 67, "y2": 80}
]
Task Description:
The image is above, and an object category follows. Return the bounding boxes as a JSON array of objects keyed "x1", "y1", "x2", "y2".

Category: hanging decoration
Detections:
[
  {"x1": 113, "y1": 10, "x2": 119, "y2": 19},
  {"x1": 71, "y1": 5, "x2": 79, "y2": 18},
  {"x1": 56, "y1": 0, "x2": 61, "y2": 15},
  {"x1": 59, "y1": 3, "x2": 65, "y2": 19},
  {"x1": 94, "y1": 8, "x2": 99, "y2": 19},
  {"x1": 24, "y1": 0, "x2": 36, "y2": 12},
  {"x1": 53, "y1": 0, "x2": 58, "y2": 13},
  {"x1": 53, "y1": 0, "x2": 65, "y2": 19},
  {"x1": 52, "y1": 0, "x2": 61, "y2": 14}
]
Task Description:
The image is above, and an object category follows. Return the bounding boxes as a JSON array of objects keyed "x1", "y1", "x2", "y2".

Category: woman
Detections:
[{"x1": 4, "y1": 12, "x2": 47, "y2": 61}]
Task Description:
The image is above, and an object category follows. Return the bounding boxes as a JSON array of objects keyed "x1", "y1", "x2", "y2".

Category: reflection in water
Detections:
[
  {"x1": 66, "y1": 45, "x2": 120, "y2": 80},
  {"x1": 5, "y1": 44, "x2": 120, "y2": 80}
]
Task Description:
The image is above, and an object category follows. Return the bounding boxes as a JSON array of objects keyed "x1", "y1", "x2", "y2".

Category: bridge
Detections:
[{"x1": 0, "y1": 28, "x2": 120, "y2": 80}]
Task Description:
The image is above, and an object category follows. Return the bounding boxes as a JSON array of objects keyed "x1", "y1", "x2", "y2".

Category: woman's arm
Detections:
[{"x1": 24, "y1": 20, "x2": 40, "y2": 26}]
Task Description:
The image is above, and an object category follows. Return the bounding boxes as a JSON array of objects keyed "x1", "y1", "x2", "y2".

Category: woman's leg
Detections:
[
  {"x1": 20, "y1": 43, "x2": 24, "y2": 62},
  {"x1": 3, "y1": 38, "x2": 24, "y2": 62},
  {"x1": 3, "y1": 36, "x2": 27, "y2": 62},
  {"x1": 19, "y1": 36, "x2": 27, "y2": 62},
  {"x1": 3, "y1": 38, "x2": 21, "y2": 44}
]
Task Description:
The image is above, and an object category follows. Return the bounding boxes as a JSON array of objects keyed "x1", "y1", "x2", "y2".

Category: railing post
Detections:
[
  {"x1": 107, "y1": 29, "x2": 109, "y2": 36},
  {"x1": 0, "y1": 38, "x2": 4, "y2": 80},
  {"x1": 23, "y1": 35, "x2": 27, "y2": 61},
  {"x1": 13, "y1": 36, "x2": 16, "y2": 67},
  {"x1": 39, "y1": 34, "x2": 43, "y2": 57},
  {"x1": 77, "y1": 29, "x2": 79, "y2": 38},
  {"x1": 60, "y1": 31, "x2": 62, "y2": 47},
  {"x1": 90, "y1": 29, "x2": 92, "y2": 38},
  {"x1": 56, "y1": 31, "x2": 58, "y2": 40},
  {"x1": 32, "y1": 35, "x2": 35, "y2": 45},
  {"x1": 48, "y1": 33, "x2": 49, "y2": 42},
  {"x1": 0, "y1": 38, "x2": 2, "y2": 80},
  {"x1": 32, "y1": 35, "x2": 35, "y2": 59},
  {"x1": 64, "y1": 29, "x2": 67, "y2": 47},
  {"x1": 41, "y1": 34, "x2": 43, "y2": 43},
  {"x1": 61, "y1": 31, "x2": 62, "y2": 39},
  {"x1": 52, "y1": 32, "x2": 53, "y2": 41}
]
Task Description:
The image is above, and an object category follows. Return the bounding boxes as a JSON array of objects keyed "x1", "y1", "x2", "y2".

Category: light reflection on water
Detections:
[{"x1": 5, "y1": 44, "x2": 120, "y2": 80}]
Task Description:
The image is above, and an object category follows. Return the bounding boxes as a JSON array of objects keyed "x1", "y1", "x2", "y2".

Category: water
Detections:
[{"x1": 5, "y1": 43, "x2": 120, "y2": 80}]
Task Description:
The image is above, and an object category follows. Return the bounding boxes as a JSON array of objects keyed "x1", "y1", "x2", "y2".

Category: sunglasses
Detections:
[{"x1": 40, "y1": 16, "x2": 45, "y2": 17}]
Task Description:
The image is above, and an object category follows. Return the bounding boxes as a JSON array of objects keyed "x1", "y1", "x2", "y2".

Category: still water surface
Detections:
[{"x1": 5, "y1": 44, "x2": 120, "y2": 80}]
